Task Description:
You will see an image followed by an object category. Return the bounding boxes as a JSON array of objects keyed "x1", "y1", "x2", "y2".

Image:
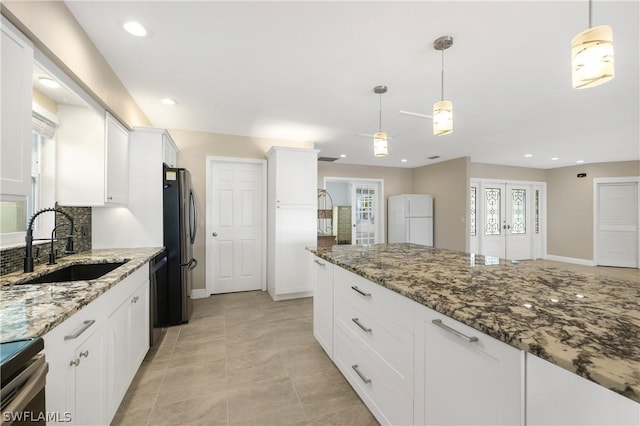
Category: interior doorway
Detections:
[
  {"x1": 470, "y1": 179, "x2": 546, "y2": 260},
  {"x1": 323, "y1": 177, "x2": 385, "y2": 245},
  {"x1": 205, "y1": 157, "x2": 266, "y2": 295},
  {"x1": 593, "y1": 177, "x2": 640, "y2": 268}
]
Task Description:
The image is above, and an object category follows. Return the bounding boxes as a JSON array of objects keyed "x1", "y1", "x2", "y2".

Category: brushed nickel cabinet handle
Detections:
[
  {"x1": 432, "y1": 319, "x2": 478, "y2": 343},
  {"x1": 351, "y1": 286, "x2": 371, "y2": 297},
  {"x1": 64, "y1": 320, "x2": 95, "y2": 340},
  {"x1": 352, "y1": 318, "x2": 372, "y2": 333},
  {"x1": 70, "y1": 359, "x2": 80, "y2": 367},
  {"x1": 79, "y1": 350, "x2": 89, "y2": 358},
  {"x1": 352, "y1": 365, "x2": 372, "y2": 384},
  {"x1": 314, "y1": 259, "x2": 326, "y2": 266}
]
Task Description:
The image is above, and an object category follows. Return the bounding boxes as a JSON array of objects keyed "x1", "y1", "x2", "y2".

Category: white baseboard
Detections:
[
  {"x1": 190, "y1": 288, "x2": 208, "y2": 299},
  {"x1": 545, "y1": 255, "x2": 594, "y2": 266}
]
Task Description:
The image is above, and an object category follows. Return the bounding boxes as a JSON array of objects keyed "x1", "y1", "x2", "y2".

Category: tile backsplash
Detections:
[{"x1": 0, "y1": 206, "x2": 92, "y2": 276}]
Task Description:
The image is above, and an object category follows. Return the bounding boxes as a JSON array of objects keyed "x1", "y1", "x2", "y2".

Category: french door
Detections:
[
  {"x1": 351, "y1": 183, "x2": 378, "y2": 245},
  {"x1": 471, "y1": 180, "x2": 545, "y2": 260}
]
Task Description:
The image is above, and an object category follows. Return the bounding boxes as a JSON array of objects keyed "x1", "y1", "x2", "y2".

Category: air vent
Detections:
[
  {"x1": 318, "y1": 157, "x2": 339, "y2": 162},
  {"x1": 427, "y1": 155, "x2": 441, "y2": 160}
]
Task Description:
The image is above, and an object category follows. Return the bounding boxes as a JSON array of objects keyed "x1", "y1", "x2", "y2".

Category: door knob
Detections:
[{"x1": 212, "y1": 232, "x2": 218, "y2": 237}]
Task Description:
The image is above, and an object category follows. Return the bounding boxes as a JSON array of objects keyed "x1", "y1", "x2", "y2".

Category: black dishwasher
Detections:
[
  {"x1": 149, "y1": 250, "x2": 168, "y2": 347},
  {"x1": 0, "y1": 337, "x2": 49, "y2": 425}
]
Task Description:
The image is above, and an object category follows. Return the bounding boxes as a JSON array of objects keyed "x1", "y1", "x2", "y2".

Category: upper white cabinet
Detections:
[
  {"x1": 266, "y1": 147, "x2": 318, "y2": 300},
  {"x1": 162, "y1": 132, "x2": 178, "y2": 167},
  {"x1": 104, "y1": 113, "x2": 129, "y2": 204},
  {"x1": 0, "y1": 20, "x2": 33, "y2": 197},
  {"x1": 92, "y1": 127, "x2": 177, "y2": 248},
  {"x1": 56, "y1": 108, "x2": 129, "y2": 206}
]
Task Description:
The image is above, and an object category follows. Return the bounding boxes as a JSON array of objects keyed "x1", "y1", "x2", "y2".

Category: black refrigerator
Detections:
[{"x1": 158, "y1": 165, "x2": 197, "y2": 326}]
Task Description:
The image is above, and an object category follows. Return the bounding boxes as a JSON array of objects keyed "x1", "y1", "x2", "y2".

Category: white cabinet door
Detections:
[
  {"x1": 104, "y1": 112, "x2": 129, "y2": 204},
  {"x1": 0, "y1": 21, "x2": 33, "y2": 197},
  {"x1": 130, "y1": 280, "x2": 150, "y2": 370},
  {"x1": 162, "y1": 132, "x2": 178, "y2": 167},
  {"x1": 273, "y1": 206, "x2": 316, "y2": 295},
  {"x1": 526, "y1": 354, "x2": 639, "y2": 425},
  {"x1": 73, "y1": 323, "x2": 108, "y2": 426},
  {"x1": 272, "y1": 148, "x2": 317, "y2": 205},
  {"x1": 414, "y1": 305, "x2": 523, "y2": 425},
  {"x1": 312, "y1": 255, "x2": 334, "y2": 358},
  {"x1": 107, "y1": 296, "x2": 131, "y2": 420}
]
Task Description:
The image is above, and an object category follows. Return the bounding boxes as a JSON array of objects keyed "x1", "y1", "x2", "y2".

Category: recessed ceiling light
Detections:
[
  {"x1": 38, "y1": 77, "x2": 60, "y2": 89},
  {"x1": 123, "y1": 21, "x2": 148, "y2": 37},
  {"x1": 551, "y1": 157, "x2": 559, "y2": 161},
  {"x1": 524, "y1": 154, "x2": 533, "y2": 158},
  {"x1": 161, "y1": 98, "x2": 177, "y2": 106},
  {"x1": 576, "y1": 160, "x2": 585, "y2": 164},
  {"x1": 401, "y1": 159, "x2": 408, "y2": 163},
  {"x1": 339, "y1": 154, "x2": 346, "y2": 158}
]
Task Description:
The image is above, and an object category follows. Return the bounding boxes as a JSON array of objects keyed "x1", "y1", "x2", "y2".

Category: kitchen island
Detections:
[{"x1": 310, "y1": 243, "x2": 639, "y2": 424}]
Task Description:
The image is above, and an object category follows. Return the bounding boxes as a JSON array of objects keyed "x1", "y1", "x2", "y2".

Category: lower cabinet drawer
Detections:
[
  {"x1": 335, "y1": 295, "x2": 413, "y2": 396},
  {"x1": 334, "y1": 326, "x2": 413, "y2": 426}
]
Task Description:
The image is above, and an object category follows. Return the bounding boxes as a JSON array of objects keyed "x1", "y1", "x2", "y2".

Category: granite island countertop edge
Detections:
[{"x1": 308, "y1": 244, "x2": 640, "y2": 404}]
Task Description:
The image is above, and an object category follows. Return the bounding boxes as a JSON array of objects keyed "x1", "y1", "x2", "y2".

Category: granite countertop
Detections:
[
  {"x1": 0, "y1": 248, "x2": 164, "y2": 342},
  {"x1": 310, "y1": 243, "x2": 640, "y2": 404}
]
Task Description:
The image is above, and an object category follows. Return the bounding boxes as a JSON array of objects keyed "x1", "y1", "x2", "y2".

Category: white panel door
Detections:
[
  {"x1": 480, "y1": 185, "x2": 506, "y2": 258},
  {"x1": 596, "y1": 181, "x2": 639, "y2": 267},
  {"x1": 209, "y1": 161, "x2": 263, "y2": 293}
]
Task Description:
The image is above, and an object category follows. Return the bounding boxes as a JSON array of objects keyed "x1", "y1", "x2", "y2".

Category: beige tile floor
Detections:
[{"x1": 112, "y1": 291, "x2": 379, "y2": 426}]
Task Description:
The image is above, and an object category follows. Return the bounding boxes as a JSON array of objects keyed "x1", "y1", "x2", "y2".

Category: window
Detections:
[
  {"x1": 470, "y1": 186, "x2": 477, "y2": 236},
  {"x1": 484, "y1": 187, "x2": 501, "y2": 235},
  {"x1": 511, "y1": 189, "x2": 526, "y2": 234}
]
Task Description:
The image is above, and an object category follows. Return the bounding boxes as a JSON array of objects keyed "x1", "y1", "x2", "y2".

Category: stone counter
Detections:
[
  {"x1": 0, "y1": 248, "x2": 164, "y2": 342},
  {"x1": 310, "y1": 243, "x2": 640, "y2": 403}
]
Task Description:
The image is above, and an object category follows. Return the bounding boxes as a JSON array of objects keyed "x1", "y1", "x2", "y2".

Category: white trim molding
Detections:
[
  {"x1": 190, "y1": 288, "x2": 208, "y2": 299},
  {"x1": 545, "y1": 255, "x2": 594, "y2": 267}
]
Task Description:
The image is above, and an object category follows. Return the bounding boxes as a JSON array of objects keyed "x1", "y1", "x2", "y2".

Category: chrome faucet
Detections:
[{"x1": 24, "y1": 207, "x2": 75, "y2": 273}]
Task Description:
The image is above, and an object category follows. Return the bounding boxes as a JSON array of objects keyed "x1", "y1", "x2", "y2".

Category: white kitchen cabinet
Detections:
[
  {"x1": 93, "y1": 127, "x2": 177, "y2": 248},
  {"x1": 311, "y1": 254, "x2": 334, "y2": 358},
  {"x1": 162, "y1": 132, "x2": 178, "y2": 167},
  {"x1": 56, "y1": 107, "x2": 129, "y2": 206},
  {"x1": 104, "y1": 112, "x2": 129, "y2": 204},
  {"x1": 266, "y1": 147, "x2": 319, "y2": 300},
  {"x1": 414, "y1": 305, "x2": 523, "y2": 425},
  {"x1": 72, "y1": 323, "x2": 108, "y2": 426},
  {"x1": 107, "y1": 278, "x2": 149, "y2": 420},
  {"x1": 43, "y1": 265, "x2": 149, "y2": 426},
  {"x1": 0, "y1": 19, "x2": 33, "y2": 198},
  {"x1": 526, "y1": 354, "x2": 640, "y2": 425}
]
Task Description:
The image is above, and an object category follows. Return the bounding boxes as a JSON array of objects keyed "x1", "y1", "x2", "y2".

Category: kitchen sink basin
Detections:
[{"x1": 20, "y1": 262, "x2": 126, "y2": 285}]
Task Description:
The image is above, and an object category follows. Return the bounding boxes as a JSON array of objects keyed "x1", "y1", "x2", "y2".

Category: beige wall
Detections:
[
  {"x1": 471, "y1": 162, "x2": 546, "y2": 182},
  {"x1": 2, "y1": 1, "x2": 150, "y2": 128},
  {"x1": 32, "y1": 89, "x2": 57, "y2": 114},
  {"x1": 546, "y1": 160, "x2": 640, "y2": 261},
  {"x1": 169, "y1": 129, "x2": 311, "y2": 290},
  {"x1": 412, "y1": 157, "x2": 470, "y2": 252}
]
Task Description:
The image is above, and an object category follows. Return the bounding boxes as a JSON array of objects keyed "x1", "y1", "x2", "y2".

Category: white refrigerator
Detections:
[{"x1": 388, "y1": 194, "x2": 433, "y2": 246}]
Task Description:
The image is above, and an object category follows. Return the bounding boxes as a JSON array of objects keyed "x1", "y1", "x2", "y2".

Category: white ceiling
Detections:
[{"x1": 64, "y1": 1, "x2": 639, "y2": 169}]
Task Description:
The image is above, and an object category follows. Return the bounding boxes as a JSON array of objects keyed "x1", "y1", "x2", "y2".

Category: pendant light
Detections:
[
  {"x1": 373, "y1": 85, "x2": 388, "y2": 157},
  {"x1": 571, "y1": 0, "x2": 614, "y2": 89},
  {"x1": 433, "y1": 36, "x2": 454, "y2": 136}
]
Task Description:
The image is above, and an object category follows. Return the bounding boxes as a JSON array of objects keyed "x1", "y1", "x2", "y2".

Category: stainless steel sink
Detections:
[{"x1": 20, "y1": 262, "x2": 126, "y2": 285}]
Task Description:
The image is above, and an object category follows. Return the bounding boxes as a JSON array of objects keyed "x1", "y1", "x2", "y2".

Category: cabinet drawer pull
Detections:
[
  {"x1": 351, "y1": 286, "x2": 371, "y2": 297},
  {"x1": 131, "y1": 295, "x2": 139, "y2": 304},
  {"x1": 70, "y1": 359, "x2": 80, "y2": 367},
  {"x1": 431, "y1": 319, "x2": 478, "y2": 343},
  {"x1": 351, "y1": 364, "x2": 372, "y2": 384},
  {"x1": 352, "y1": 318, "x2": 372, "y2": 333},
  {"x1": 314, "y1": 259, "x2": 326, "y2": 266},
  {"x1": 64, "y1": 320, "x2": 96, "y2": 340},
  {"x1": 79, "y1": 350, "x2": 89, "y2": 358}
]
